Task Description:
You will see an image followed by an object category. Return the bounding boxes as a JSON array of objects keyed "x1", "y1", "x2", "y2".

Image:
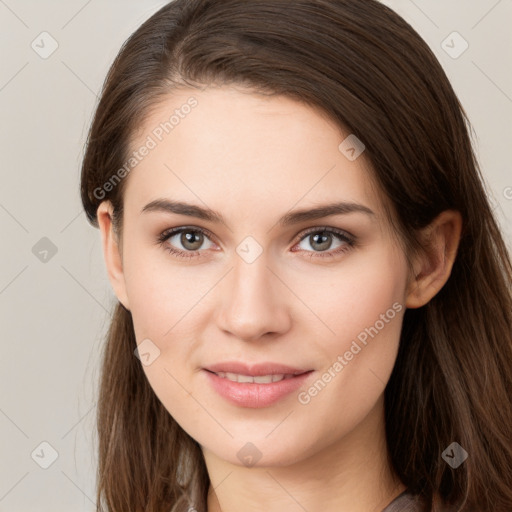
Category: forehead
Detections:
[{"x1": 124, "y1": 85, "x2": 386, "y2": 224}]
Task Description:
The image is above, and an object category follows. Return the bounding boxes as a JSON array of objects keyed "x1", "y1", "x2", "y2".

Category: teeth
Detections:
[{"x1": 215, "y1": 372, "x2": 293, "y2": 383}]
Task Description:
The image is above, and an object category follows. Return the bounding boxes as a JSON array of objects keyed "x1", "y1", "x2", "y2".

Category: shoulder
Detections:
[
  {"x1": 381, "y1": 491, "x2": 425, "y2": 512},
  {"x1": 382, "y1": 490, "x2": 460, "y2": 512}
]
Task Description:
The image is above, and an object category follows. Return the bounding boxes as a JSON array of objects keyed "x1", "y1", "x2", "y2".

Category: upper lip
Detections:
[{"x1": 204, "y1": 361, "x2": 312, "y2": 376}]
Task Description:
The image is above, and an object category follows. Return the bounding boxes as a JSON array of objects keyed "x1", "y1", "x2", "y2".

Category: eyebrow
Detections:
[{"x1": 140, "y1": 198, "x2": 375, "y2": 227}]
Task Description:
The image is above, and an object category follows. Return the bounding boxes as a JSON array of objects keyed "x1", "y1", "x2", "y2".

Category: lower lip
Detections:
[{"x1": 203, "y1": 370, "x2": 314, "y2": 408}]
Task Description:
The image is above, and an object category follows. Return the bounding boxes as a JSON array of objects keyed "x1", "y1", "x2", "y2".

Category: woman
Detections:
[{"x1": 80, "y1": 0, "x2": 512, "y2": 510}]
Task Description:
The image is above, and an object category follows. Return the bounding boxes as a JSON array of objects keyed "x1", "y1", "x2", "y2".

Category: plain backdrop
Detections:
[{"x1": 0, "y1": 1, "x2": 511, "y2": 510}]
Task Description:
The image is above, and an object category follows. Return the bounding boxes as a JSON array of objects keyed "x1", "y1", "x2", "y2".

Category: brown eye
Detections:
[
  {"x1": 307, "y1": 232, "x2": 335, "y2": 251},
  {"x1": 294, "y1": 227, "x2": 355, "y2": 258},
  {"x1": 179, "y1": 230, "x2": 205, "y2": 251},
  {"x1": 157, "y1": 225, "x2": 355, "y2": 261},
  {"x1": 157, "y1": 227, "x2": 215, "y2": 259}
]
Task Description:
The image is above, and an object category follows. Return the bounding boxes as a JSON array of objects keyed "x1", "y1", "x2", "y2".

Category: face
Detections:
[{"x1": 103, "y1": 85, "x2": 412, "y2": 467}]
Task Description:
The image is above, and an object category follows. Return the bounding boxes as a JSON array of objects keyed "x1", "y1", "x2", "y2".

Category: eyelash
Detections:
[{"x1": 157, "y1": 225, "x2": 356, "y2": 261}]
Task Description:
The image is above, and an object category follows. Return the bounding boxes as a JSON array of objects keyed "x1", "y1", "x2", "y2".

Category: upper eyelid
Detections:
[
  {"x1": 160, "y1": 225, "x2": 216, "y2": 243},
  {"x1": 298, "y1": 226, "x2": 354, "y2": 239}
]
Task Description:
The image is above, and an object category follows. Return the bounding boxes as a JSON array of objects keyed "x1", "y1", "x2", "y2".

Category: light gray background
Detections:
[{"x1": 1, "y1": 1, "x2": 511, "y2": 510}]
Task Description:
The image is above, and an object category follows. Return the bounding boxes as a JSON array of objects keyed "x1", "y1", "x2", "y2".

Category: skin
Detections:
[{"x1": 97, "y1": 85, "x2": 462, "y2": 512}]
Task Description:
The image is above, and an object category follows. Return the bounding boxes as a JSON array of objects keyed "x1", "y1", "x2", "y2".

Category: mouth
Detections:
[
  {"x1": 202, "y1": 362, "x2": 315, "y2": 408},
  {"x1": 206, "y1": 371, "x2": 303, "y2": 384},
  {"x1": 203, "y1": 361, "x2": 312, "y2": 377}
]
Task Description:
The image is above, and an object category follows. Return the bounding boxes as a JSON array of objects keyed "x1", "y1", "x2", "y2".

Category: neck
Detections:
[{"x1": 203, "y1": 395, "x2": 405, "y2": 512}]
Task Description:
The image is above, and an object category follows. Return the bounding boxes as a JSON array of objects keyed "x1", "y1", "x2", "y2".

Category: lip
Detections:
[
  {"x1": 202, "y1": 361, "x2": 314, "y2": 408},
  {"x1": 204, "y1": 361, "x2": 311, "y2": 376}
]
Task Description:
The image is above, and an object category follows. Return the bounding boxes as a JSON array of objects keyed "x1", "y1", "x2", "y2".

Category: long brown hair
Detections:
[{"x1": 80, "y1": 1, "x2": 512, "y2": 510}]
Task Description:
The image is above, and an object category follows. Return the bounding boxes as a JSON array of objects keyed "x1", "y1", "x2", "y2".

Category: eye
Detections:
[
  {"x1": 157, "y1": 226, "x2": 216, "y2": 260},
  {"x1": 292, "y1": 227, "x2": 355, "y2": 259},
  {"x1": 157, "y1": 226, "x2": 356, "y2": 261}
]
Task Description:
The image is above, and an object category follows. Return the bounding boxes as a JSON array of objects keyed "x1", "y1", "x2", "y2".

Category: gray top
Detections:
[{"x1": 381, "y1": 490, "x2": 425, "y2": 512}]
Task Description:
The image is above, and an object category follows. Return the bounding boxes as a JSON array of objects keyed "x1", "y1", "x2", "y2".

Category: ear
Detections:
[
  {"x1": 96, "y1": 201, "x2": 130, "y2": 310},
  {"x1": 405, "y1": 210, "x2": 462, "y2": 309}
]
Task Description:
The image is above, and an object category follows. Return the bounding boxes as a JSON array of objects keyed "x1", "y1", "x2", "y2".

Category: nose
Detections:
[{"x1": 214, "y1": 253, "x2": 292, "y2": 342}]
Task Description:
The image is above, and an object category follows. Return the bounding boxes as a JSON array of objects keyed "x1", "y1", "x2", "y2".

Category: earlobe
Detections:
[
  {"x1": 96, "y1": 201, "x2": 130, "y2": 311},
  {"x1": 405, "y1": 210, "x2": 462, "y2": 309}
]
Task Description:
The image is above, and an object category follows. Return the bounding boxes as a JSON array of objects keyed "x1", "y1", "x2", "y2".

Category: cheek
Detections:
[
  {"x1": 122, "y1": 239, "x2": 207, "y2": 342},
  {"x1": 121, "y1": 242, "x2": 211, "y2": 415},
  {"x1": 304, "y1": 242, "x2": 408, "y2": 347},
  {"x1": 297, "y1": 243, "x2": 408, "y2": 410},
  {"x1": 121, "y1": 244, "x2": 207, "y2": 425}
]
